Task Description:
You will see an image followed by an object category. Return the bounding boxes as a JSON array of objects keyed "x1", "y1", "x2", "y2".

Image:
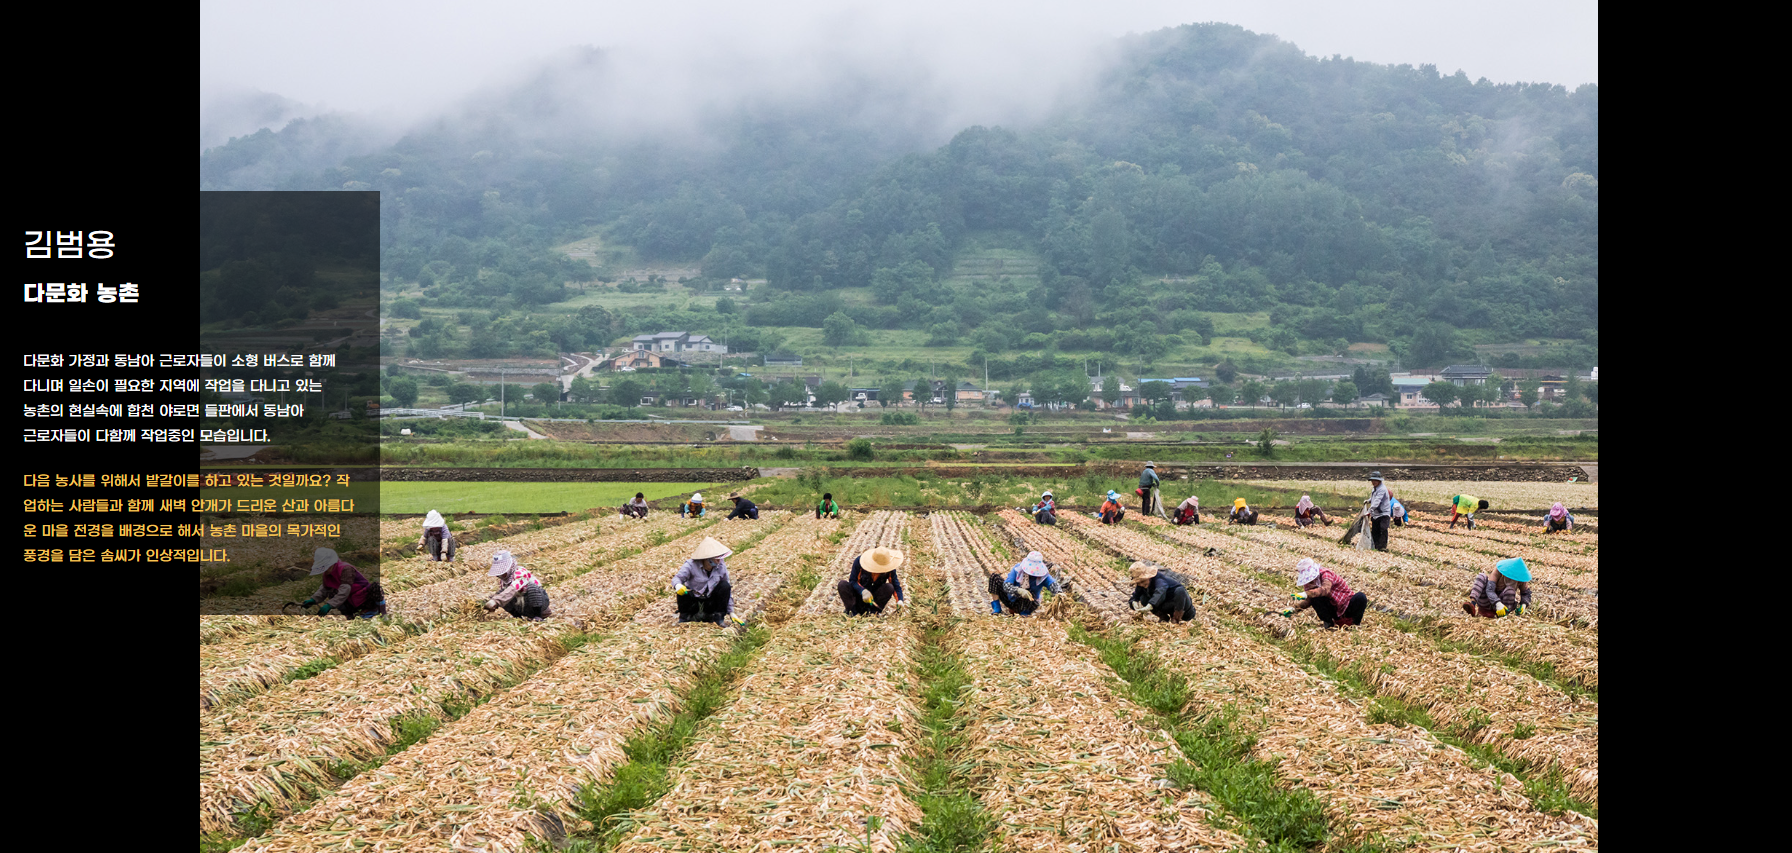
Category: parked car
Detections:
[{"x1": 726, "y1": 405, "x2": 744, "y2": 412}]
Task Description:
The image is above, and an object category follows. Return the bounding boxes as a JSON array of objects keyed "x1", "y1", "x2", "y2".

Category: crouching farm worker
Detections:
[
  {"x1": 620, "y1": 493, "x2": 649, "y2": 519},
  {"x1": 1128, "y1": 561, "x2": 1195, "y2": 623},
  {"x1": 816, "y1": 492, "x2": 841, "y2": 519},
  {"x1": 1543, "y1": 503, "x2": 1574, "y2": 533},
  {"x1": 1449, "y1": 494, "x2": 1489, "y2": 530},
  {"x1": 484, "y1": 550, "x2": 552, "y2": 620},
  {"x1": 989, "y1": 551, "x2": 1061, "y2": 616},
  {"x1": 421, "y1": 510, "x2": 456, "y2": 562},
  {"x1": 680, "y1": 492, "x2": 706, "y2": 518},
  {"x1": 726, "y1": 492, "x2": 760, "y2": 520},
  {"x1": 1099, "y1": 490, "x2": 1127, "y2": 525},
  {"x1": 1173, "y1": 496, "x2": 1200, "y2": 526},
  {"x1": 1229, "y1": 498, "x2": 1260, "y2": 526},
  {"x1": 1029, "y1": 491, "x2": 1057, "y2": 525},
  {"x1": 1464, "y1": 558, "x2": 1532, "y2": 618},
  {"x1": 1293, "y1": 496, "x2": 1330, "y2": 528},
  {"x1": 673, "y1": 537, "x2": 740, "y2": 625},
  {"x1": 1284, "y1": 558, "x2": 1366, "y2": 628},
  {"x1": 839, "y1": 546, "x2": 906, "y2": 616},
  {"x1": 303, "y1": 548, "x2": 386, "y2": 619}
]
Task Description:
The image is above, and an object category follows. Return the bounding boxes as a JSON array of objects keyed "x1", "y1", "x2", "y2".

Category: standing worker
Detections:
[
  {"x1": 620, "y1": 493, "x2": 650, "y2": 519},
  {"x1": 1172, "y1": 495, "x2": 1200, "y2": 525},
  {"x1": 816, "y1": 492, "x2": 841, "y2": 519},
  {"x1": 420, "y1": 510, "x2": 456, "y2": 562},
  {"x1": 1448, "y1": 493, "x2": 1489, "y2": 530},
  {"x1": 726, "y1": 492, "x2": 760, "y2": 520},
  {"x1": 1228, "y1": 498, "x2": 1260, "y2": 526},
  {"x1": 1367, "y1": 472, "x2": 1393, "y2": 551},
  {"x1": 484, "y1": 550, "x2": 552, "y2": 621},
  {"x1": 1027, "y1": 491, "x2": 1057, "y2": 525},
  {"x1": 671, "y1": 537, "x2": 741, "y2": 625},
  {"x1": 1128, "y1": 561, "x2": 1195, "y2": 623},
  {"x1": 1293, "y1": 496, "x2": 1331, "y2": 528},
  {"x1": 679, "y1": 492, "x2": 706, "y2": 518},
  {"x1": 1283, "y1": 558, "x2": 1367, "y2": 628},
  {"x1": 838, "y1": 546, "x2": 906, "y2": 616},
  {"x1": 1463, "y1": 558, "x2": 1532, "y2": 617},
  {"x1": 1098, "y1": 490, "x2": 1127, "y2": 525},
  {"x1": 302, "y1": 548, "x2": 386, "y2": 618},
  {"x1": 1543, "y1": 503, "x2": 1574, "y2": 533},
  {"x1": 989, "y1": 551, "x2": 1062, "y2": 616},
  {"x1": 1138, "y1": 462, "x2": 1162, "y2": 517}
]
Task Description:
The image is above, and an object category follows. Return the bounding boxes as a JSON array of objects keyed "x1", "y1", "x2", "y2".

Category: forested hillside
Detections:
[{"x1": 201, "y1": 23, "x2": 1597, "y2": 369}]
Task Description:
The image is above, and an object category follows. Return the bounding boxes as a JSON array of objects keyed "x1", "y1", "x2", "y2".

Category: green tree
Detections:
[
  {"x1": 1256, "y1": 427, "x2": 1278, "y2": 457},
  {"x1": 1422, "y1": 380, "x2": 1460, "y2": 410},
  {"x1": 1518, "y1": 377, "x2": 1540, "y2": 410},
  {"x1": 925, "y1": 323, "x2": 958, "y2": 347},
  {"x1": 743, "y1": 378, "x2": 768, "y2": 408},
  {"x1": 912, "y1": 377, "x2": 931, "y2": 412},
  {"x1": 822, "y1": 311, "x2": 861, "y2": 347},
  {"x1": 1101, "y1": 375, "x2": 1121, "y2": 409},
  {"x1": 1141, "y1": 380, "x2": 1173, "y2": 406},
  {"x1": 568, "y1": 375, "x2": 596, "y2": 403},
  {"x1": 1238, "y1": 379, "x2": 1266, "y2": 407},
  {"x1": 815, "y1": 380, "x2": 850, "y2": 407},
  {"x1": 941, "y1": 372, "x2": 960, "y2": 411},
  {"x1": 1330, "y1": 379, "x2": 1358, "y2": 405},
  {"x1": 531, "y1": 382, "x2": 559, "y2": 405},
  {"x1": 448, "y1": 383, "x2": 482, "y2": 405},
  {"x1": 1214, "y1": 361, "x2": 1239, "y2": 384},
  {"x1": 387, "y1": 376, "x2": 419, "y2": 408},
  {"x1": 1583, "y1": 382, "x2": 1598, "y2": 405},
  {"x1": 880, "y1": 377, "x2": 905, "y2": 408},
  {"x1": 1270, "y1": 381, "x2": 1299, "y2": 408},
  {"x1": 1296, "y1": 378, "x2": 1331, "y2": 407},
  {"x1": 1208, "y1": 384, "x2": 1236, "y2": 406},
  {"x1": 771, "y1": 378, "x2": 808, "y2": 410},
  {"x1": 689, "y1": 372, "x2": 716, "y2": 405},
  {"x1": 1563, "y1": 372, "x2": 1584, "y2": 402},
  {"x1": 609, "y1": 378, "x2": 646, "y2": 407}
]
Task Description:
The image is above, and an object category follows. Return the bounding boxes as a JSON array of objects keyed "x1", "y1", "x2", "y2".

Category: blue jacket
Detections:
[
  {"x1": 1003, "y1": 567, "x2": 1061, "y2": 600},
  {"x1": 1139, "y1": 468, "x2": 1160, "y2": 489}
]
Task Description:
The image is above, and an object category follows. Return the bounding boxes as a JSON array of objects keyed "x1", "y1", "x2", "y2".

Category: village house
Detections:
[
  {"x1": 606, "y1": 350, "x2": 687, "y2": 371},
  {"x1": 631, "y1": 331, "x2": 727, "y2": 354}
]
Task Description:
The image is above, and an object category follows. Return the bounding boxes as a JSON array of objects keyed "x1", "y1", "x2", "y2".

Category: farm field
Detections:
[
  {"x1": 201, "y1": 506, "x2": 1598, "y2": 851},
  {"x1": 1243, "y1": 479, "x2": 1598, "y2": 511}
]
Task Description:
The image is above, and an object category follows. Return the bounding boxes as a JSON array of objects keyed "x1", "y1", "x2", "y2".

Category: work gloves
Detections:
[
  {"x1": 860, "y1": 588, "x2": 874, "y2": 603},
  {"x1": 483, "y1": 598, "x2": 499, "y2": 611},
  {"x1": 1289, "y1": 592, "x2": 1306, "y2": 601},
  {"x1": 1279, "y1": 609, "x2": 1294, "y2": 618},
  {"x1": 1494, "y1": 603, "x2": 1508, "y2": 617},
  {"x1": 1515, "y1": 604, "x2": 1527, "y2": 617},
  {"x1": 676, "y1": 584, "x2": 690, "y2": 596},
  {"x1": 301, "y1": 599, "x2": 316, "y2": 607},
  {"x1": 316, "y1": 604, "x2": 333, "y2": 617},
  {"x1": 1130, "y1": 601, "x2": 1149, "y2": 613}
]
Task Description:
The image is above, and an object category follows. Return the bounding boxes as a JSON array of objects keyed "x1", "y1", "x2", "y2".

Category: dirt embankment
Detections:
[
  {"x1": 1172, "y1": 463, "x2": 1588, "y2": 482},
  {"x1": 379, "y1": 467, "x2": 759, "y2": 483}
]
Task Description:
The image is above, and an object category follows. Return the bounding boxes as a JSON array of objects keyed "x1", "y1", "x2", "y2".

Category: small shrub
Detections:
[
  {"x1": 880, "y1": 411, "x2": 919, "y2": 426},
  {"x1": 846, "y1": 439, "x2": 875, "y2": 461}
]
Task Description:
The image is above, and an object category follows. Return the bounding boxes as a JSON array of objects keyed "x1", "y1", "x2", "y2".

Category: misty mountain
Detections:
[{"x1": 198, "y1": 22, "x2": 1597, "y2": 367}]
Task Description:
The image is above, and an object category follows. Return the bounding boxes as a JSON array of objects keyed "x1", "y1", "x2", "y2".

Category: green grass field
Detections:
[{"x1": 377, "y1": 481, "x2": 704, "y2": 514}]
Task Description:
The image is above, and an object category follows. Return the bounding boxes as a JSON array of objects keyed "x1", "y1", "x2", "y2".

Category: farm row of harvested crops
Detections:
[
  {"x1": 1260, "y1": 519, "x2": 1600, "y2": 599},
  {"x1": 206, "y1": 509, "x2": 1597, "y2": 851},
  {"x1": 1241, "y1": 479, "x2": 1599, "y2": 511},
  {"x1": 1059, "y1": 513, "x2": 1599, "y2": 805},
  {"x1": 200, "y1": 514, "x2": 813, "y2": 837}
]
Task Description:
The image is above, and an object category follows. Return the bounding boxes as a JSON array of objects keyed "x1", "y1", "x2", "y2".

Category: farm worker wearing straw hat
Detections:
[
  {"x1": 1542, "y1": 503, "x2": 1574, "y2": 533},
  {"x1": 420, "y1": 510, "x2": 456, "y2": 562},
  {"x1": 1027, "y1": 491, "x2": 1057, "y2": 525},
  {"x1": 1137, "y1": 462, "x2": 1162, "y2": 516},
  {"x1": 302, "y1": 548, "x2": 386, "y2": 618},
  {"x1": 1448, "y1": 493, "x2": 1488, "y2": 530},
  {"x1": 672, "y1": 537, "x2": 742, "y2": 625},
  {"x1": 1463, "y1": 558, "x2": 1532, "y2": 618},
  {"x1": 621, "y1": 493, "x2": 650, "y2": 519},
  {"x1": 485, "y1": 550, "x2": 552, "y2": 620},
  {"x1": 1098, "y1": 490, "x2": 1127, "y2": 525},
  {"x1": 1366, "y1": 472, "x2": 1393, "y2": 550},
  {"x1": 1173, "y1": 495, "x2": 1200, "y2": 525},
  {"x1": 680, "y1": 492, "x2": 706, "y2": 518},
  {"x1": 725, "y1": 492, "x2": 760, "y2": 520},
  {"x1": 839, "y1": 546, "x2": 906, "y2": 616},
  {"x1": 1283, "y1": 558, "x2": 1366, "y2": 628},
  {"x1": 1128, "y1": 561, "x2": 1194, "y2": 623},
  {"x1": 1228, "y1": 498, "x2": 1260, "y2": 526},
  {"x1": 816, "y1": 492, "x2": 841, "y2": 519},
  {"x1": 1293, "y1": 495, "x2": 1331, "y2": 528},
  {"x1": 989, "y1": 551, "x2": 1062, "y2": 616}
]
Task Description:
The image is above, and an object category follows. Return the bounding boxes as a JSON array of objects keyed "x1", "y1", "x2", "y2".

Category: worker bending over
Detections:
[
  {"x1": 1228, "y1": 498, "x2": 1260, "y2": 525},
  {"x1": 1099, "y1": 490, "x2": 1127, "y2": 525},
  {"x1": 1543, "y1": 503, "x2": 1574, "y2": 533},
  {"x1": 679, "y1": 492, "x2": 706, "y2": 518},
  {"x1": 302, "y1": 548, "x2": 386, "y2": 618},
  {"x1": 672, "y1": 537, "x2": 741, "y2": 625},
  {"x1": 1129, "y1": 561, "x2": 1194, "y2": 623},
  {"x1": 1293, "y1": 496, "x2": 1331, "y2": 528},
  {"x1": 620, "y1": 493, "x2": 649, "y2": 519},
  {"x1": 989, "y1": 551, "x2": 1061, "y2": 616},
  {"x1": 421, "y1": 510, "x2": 456, "y2": 562},
  {"x1": 485, "y1": 550, "x2": 552, "y2": 620},
  {"x1": 1464, "y1": 558, "x2": 1532, "y2": 618},
  {"x1": 725, "y1": 492, "x2": 759, "y2": 520},
  {"x1": 838, "y1": 546, "x2": 906, "y2": 616},
  {"x1": 1284, "y1": 558, "x2": 1366, "y2": 628},
  {"x1": 816, "y1": 492, "x2": 841, "y2": 519},
  {"x1": 1449, "y1": 493, "x2": 1489, "y2": 529},
  {"x1": 1172, "y1": 496, "x2": 1200, "y2": 525}
]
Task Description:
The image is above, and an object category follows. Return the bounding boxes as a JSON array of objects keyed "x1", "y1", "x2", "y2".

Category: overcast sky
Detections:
[{"x1": 201, "y1": 0, "x2": 1597, "y2": 140}]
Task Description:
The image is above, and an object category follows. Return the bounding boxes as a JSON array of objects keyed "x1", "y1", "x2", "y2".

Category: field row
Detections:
[{"x1": 1242, "y1": 479, "x2": 1599, "y2": 510}]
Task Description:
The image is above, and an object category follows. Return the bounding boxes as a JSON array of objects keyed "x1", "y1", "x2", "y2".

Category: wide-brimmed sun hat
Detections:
[
  {"x1": 1018, "y1": 551, "x2": 1049, "y2": 577},
  {"x1": 1295, "y1": 557, "x2": 1322, "y2": 586},
  {"x1": 690, "y1": 537, "x2": 733, "y2": 561},
  {"x1": 489, "y1": 550, "x2": 517, "y2": 576},
  {"x1": 1495, "y1": 557, "x2": 1531, "y2": 582},
  {"x1": 310, "y1": 548, "x2": 339, "y2": 574},
  {"x1": 862, "y1": 547, "x2": 905, "y2": 573},
  {"x1": 1367, "y1": 471, "x2": 1383, "y2": 481},
  {"x1": 1129, "y1": 561, "x2": 1159, "y2": 584}
]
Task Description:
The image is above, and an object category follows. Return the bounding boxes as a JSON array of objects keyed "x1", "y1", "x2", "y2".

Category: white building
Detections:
[{"x1": 630, "y1": 331, "x2": 727, "y2": 354}]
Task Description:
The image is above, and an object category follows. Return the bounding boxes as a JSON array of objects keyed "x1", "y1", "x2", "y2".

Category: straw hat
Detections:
[
  {"x1": 489, "y1": 550, "x2": 517, "y2": 576},
  {"x1": 1129, "y1": 561, "x2": 1158, "y2": 584},
  {"x1": 861, "y1": 547, "x2": 905, "y2": 573},
  {"x1": 1295, "y1": 558, "x2": 1322, "y2": 586},
  {"x1": 310, "y1": 548, "x2": 339, "y2": 574},
  {"x1": 690, "y1": 537, "x2": 733, "y2": 561},
  {"x1": 729, "y1": 492, "x2": 743, "y2": 500},
  {"x1": 1018, "y1": 551, "x2": 1049, "y2": 577}
]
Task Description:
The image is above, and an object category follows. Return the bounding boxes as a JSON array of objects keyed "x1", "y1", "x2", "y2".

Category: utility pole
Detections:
[{"x1": 500, "y1": 369, "x2": 506, "y2": 418}]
